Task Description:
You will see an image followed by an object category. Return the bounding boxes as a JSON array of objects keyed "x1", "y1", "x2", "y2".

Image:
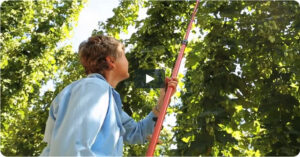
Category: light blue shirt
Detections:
[{"x1": 40, "y1": 73, "x2": 157, "y2": 156}]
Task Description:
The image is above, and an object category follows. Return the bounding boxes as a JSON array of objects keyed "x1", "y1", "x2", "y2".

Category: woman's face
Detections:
[{"x1": 114, "y1": 43, "x2": 130, "y2": 81}]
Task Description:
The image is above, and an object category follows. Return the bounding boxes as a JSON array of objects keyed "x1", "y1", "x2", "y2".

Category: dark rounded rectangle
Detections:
[{"x1": 133, "y1": 69, "x2": 165, "y2": 88}]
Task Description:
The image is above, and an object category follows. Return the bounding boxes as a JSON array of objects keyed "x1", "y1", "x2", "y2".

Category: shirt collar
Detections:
[
  {"x1": 112, "y1": 89, "x2": 123, "y2": 112},
  {"x1": 87, "y1": 73, "x2": 123, "y2": 111},
  {"x1": 87, "y1": 73, "x2": 107, "y2": 82}
]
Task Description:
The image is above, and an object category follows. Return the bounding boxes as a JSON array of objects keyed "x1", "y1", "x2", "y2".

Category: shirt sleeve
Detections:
[
  {"x1": 43, "y1": 99, "x2": 57, "y2": 143},
  {"x1": 121, "y1": 111, "x2": 157, "y2": 144},
  {"x1": 49, "y1": 80, "x2": 110, "y2": 156}
]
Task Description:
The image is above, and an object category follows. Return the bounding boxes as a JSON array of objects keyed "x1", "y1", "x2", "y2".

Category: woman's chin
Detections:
[{"x1": 121, "y1": 73, "x2": 130, "y2": 81}]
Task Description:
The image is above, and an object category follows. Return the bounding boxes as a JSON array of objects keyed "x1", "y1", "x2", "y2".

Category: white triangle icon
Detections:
[{"x1": 146, "y1": 74, "x2": 154, "y2": 83}]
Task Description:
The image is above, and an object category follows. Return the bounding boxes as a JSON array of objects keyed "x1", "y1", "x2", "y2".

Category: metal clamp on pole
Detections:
[{"x1": 181, "y1": 39, "x2": 188, "y2": 46}]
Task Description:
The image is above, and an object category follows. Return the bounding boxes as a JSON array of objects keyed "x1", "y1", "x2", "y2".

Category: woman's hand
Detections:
[
  {"x1": 147, "y1": 134, "x2": 162, "y2": 144},
  {"x1": 160, "y1": 77, "x2": 178, "y2": 97},
  {"x1": 153, "y1": 77, "x2": 178, "y2": 117}
]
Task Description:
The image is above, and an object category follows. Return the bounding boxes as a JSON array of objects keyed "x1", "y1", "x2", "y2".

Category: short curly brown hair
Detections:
[{"x1": 78, "y1": 35, "x2": 123, "y2": 75}]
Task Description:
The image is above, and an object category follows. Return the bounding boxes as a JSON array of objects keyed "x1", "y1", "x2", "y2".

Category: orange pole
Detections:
[{"x1": 146, "y1": 0, "x2": 200, "y2": 156}]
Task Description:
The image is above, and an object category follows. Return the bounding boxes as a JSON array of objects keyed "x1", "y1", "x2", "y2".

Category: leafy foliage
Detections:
[
  {"x1": 0, "y1": 0, "x2": 85, "y2": 155},
  {"x1": 93, "y1": 0, "x2": 300, "y2": 156},
  {"x1": 176, "y1": 1, "x2": 300, "y2": 156},
  {"x1": 1, "y1": 0, "x2": 299, "y2": 156}
]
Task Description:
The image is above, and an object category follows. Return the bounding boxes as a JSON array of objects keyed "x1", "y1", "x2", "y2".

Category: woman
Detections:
[{"x1": 40, "y1": 35, "x2": 178, "y2": 156}]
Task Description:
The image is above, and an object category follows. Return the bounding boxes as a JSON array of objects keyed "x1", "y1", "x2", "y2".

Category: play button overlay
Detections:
[
  {"x1": 146, "y1": 74, "x2": 155, "y2": 83},
  {"x1": 133, "y1": 69, "x2": 165, "y2": 88}
]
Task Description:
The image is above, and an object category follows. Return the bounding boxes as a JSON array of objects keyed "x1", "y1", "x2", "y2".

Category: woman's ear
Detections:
[{"x1": 105, "y1": 56, "x2": 116, "y2": 70}]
